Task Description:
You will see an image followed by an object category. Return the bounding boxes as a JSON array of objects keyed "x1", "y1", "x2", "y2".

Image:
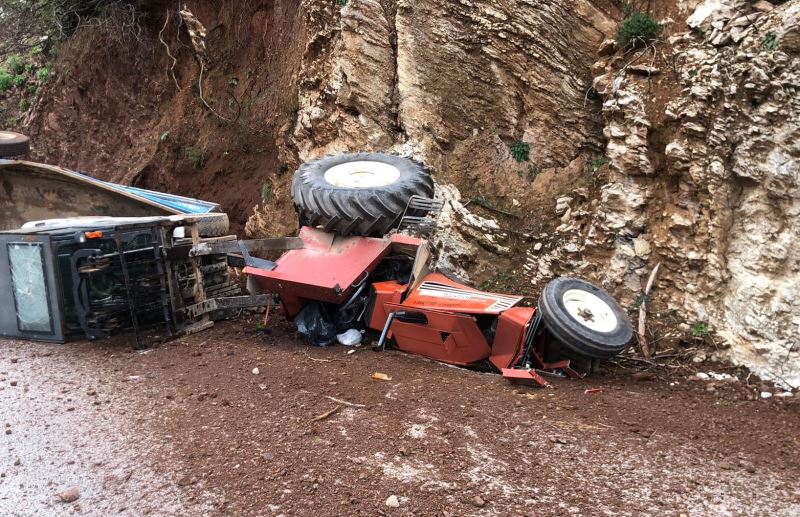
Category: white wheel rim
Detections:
[
  {"x1": 562, "y1": 289, "x2": 618, "y2": 333},
  {"x1": 324, "y1": 161, "x2": 401, "y2": 188}
]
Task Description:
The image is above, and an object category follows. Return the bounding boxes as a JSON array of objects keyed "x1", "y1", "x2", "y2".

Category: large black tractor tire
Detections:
[
  {"x1": 0, "y1": 131, "x2": 30, "y2": 157},
  {"x1": 291, "y1": 152, "x2": 434, "y2": 237},
  {"x1": 192, "y1": 212, "x2": 230, "y2": 237},
  {"x1": 538, "y1": 277, "x2": 633, "y2": 359}
]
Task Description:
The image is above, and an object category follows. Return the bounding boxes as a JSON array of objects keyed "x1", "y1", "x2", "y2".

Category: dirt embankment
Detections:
[{"x1": 23, "y1": 0, "x2": 305, "y2": 233}]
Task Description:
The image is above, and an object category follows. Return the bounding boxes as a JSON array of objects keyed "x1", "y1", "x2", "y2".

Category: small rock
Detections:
[
  {"x1": 598, "y1": 38, "x2": 617, "y2": 56},
  {"x1": 472, "y1": 495, "x2": 486, "y2": 508},
  {"x1": 533, "y1": 242, "x2": 543, "y2": 252},
  {"x1": 10, "y1": 358, "x2": 18, "y2": 364},
  {"x1": 13, "y1": 459, "x2": 20, "y2": 466},
  {"x1": 252, "y1": 367, "x2": 260, "y2": 375},
  {"x1": 9, "y1": 381, "x2": 17, "y2": 387},
  {"x1": 555, "y1": 197, "x2": 573, "y2": 216},
  {"x1": 4, "y1": 429, "x2": 10, "y2": 435},
  {"x1": 752, "y1": 0, "x2": 774, "y2": 12},
  {"x1": 177, "y1": 475, "x2": 198, "y2": 487},
  {"x1": 57, "y1": 488, "x2": 80, "y2": 503},
  {"x1": 760, "y1": 391, "x2": 773, "y2": 399},
  {"x1": 633, "y1": 237, "x2": 651, "y2": 258},
  {"x1": 385, "y1": 495, "x2": 400, "y2": 508}
]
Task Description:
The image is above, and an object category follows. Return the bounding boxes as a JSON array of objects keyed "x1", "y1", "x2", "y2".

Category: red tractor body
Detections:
[{"x1": 246, "y1": 227, "x2": 582, "y2": 386}]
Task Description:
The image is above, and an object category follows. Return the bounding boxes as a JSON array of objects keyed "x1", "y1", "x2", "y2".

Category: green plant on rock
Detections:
[
  {"x1": 261, "y1": 181, "x2": 273, "y2": 201},
  {"x1": 509, "y1": 140, "x2": 530, "y2": 163},
  {"x1": 617, "y1": 12, "x2": 661, "y2": 50},
  {"x1": 587, "y1": 156, "x2": 609, "y2": 173},
  {"x1": 691, "y1": 322, "x2": 711, "y2": 338},
  {"x1": 763, "y1": 32, "x2": 778, "y2": 51}
]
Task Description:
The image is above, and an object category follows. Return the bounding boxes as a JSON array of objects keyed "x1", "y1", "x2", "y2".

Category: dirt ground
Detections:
[{"x1": 1, "y1": 319, "x2": 798, "y2": 517}]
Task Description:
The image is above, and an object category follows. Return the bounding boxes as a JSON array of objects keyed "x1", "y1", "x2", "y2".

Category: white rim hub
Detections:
[
  {"x1": 562, "y1": 289, "x2": 617, "y2": 333},
  {"x1": 324, "y1": 161, "x2": 401, "y2": 188}
]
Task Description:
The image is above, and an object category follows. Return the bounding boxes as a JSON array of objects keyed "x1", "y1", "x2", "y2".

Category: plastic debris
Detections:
[
  {"x1": 584, "y1": 388, "x2": 604, "y2": 395},
  {"x1": 371, "y1": 372, "x2": 392, "y2": 381},
  {"x1": 294, "y1": 302, "x2": 337, "y2": 347},
  {"x1": 336, "y1": 329, "x2": 363, "y2": 346}
]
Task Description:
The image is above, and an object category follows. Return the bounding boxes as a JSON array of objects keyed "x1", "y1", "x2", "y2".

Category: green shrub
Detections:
[
  {"x1": 509, "y1": 140, "x2": 530, "y2": 163},
  {"x1": 763, "y1": 32, "x2": 778, "y2": 51},
  {"x1": 7, "y1": 55, "x2": 25, "y2": 75},
  {"x1": 617, "y1": 12, "x2": 661, "y2": 50},
  {"x1": 587, "y1": 156, "x2": 609, "y2": 173},
  {"x1": 184, "y1": 146, "x2": 205, "y2": 169},
  {"x1": 19, "y1": 98, "x2": 30, "y2": 112},
  {"x1": 13, "y1": 75, "x2": 26, "y2": 88},
  {"x1": 0, "y1": 71, "x2": 13, "y2": 92},
  {"x1": 37, "y1": 65, "x2": 52, "y2": 83},
  {"x1": 261, "y1": 181, "x2": 273, "y2": 201},
  {"x1": 691, "y1": 322, "x2": 711, "y2": 338}
]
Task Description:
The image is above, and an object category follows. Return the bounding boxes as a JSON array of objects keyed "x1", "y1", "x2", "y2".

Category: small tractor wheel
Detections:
[
  {"x1": 192, "y1": 213, "x2": 230, "y2": 237},
  {"x1": 291, "y1": 152, "x2": 434, "y2": 237},
  {"x1": 538, "y1": 277, "x2": 633, "y2": 359},
  {"x1": 0, "y1": 131, "x2": 31, "y2": 158}
]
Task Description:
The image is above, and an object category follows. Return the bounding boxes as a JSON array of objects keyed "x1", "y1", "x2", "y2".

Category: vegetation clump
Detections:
[
  {"x1": 509, "y1": 140, "x2": 530, "y2": 163},
  {"x1": 617, "y1": 12, "x2": 661, "y2": 50}
]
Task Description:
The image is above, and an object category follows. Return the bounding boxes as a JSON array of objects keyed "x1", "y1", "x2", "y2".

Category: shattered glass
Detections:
[{"x1": 8, "y1": 243, "x2": 52, "y2": 332}]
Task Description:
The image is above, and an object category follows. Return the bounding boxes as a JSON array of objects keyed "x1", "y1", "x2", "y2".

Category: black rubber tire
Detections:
[
  {"x1": 538, "y1": 277, "x2": 633, "y2": 359},
  {"x1": 291, "y1": 152, "x2": 434, "y2": 237},
  {"x1": 192, "y1": 213, "x2": 229, "y2": 237},
  {"x1": 0, "y1": 131, "x2": 30, "y2": 157}
]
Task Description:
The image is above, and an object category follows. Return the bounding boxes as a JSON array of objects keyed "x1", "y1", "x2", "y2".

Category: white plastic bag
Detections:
[{"x1": 336, "y1": 329, "x2": 363, "y2": 346}]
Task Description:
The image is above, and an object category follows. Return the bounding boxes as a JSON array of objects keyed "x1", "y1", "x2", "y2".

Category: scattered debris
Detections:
[
  {"x1": 371, "y1": 373, "x2": 393, "y2": 381},
  {"x1": 385, "y1": 495, "x2": 400, "y2": 508},
  {"x1": 323, "y1": 395, "x2": 366, "y2": 408},
  {"x1": 312, "y1": 405, "x2": 341, "y2": 422},
  {"x1": 252, "y1": 367, "x2": 260, "y2": 375},
  {"x1": 584, "y1": 388, "x2": 604, "y2": 395}
]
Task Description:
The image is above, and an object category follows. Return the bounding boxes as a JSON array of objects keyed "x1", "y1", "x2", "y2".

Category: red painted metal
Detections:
[
  {"x1": 367, "y1": 280, "x2": 406, "y2": 331},
  {"x1": 384, "y1": 302, "x2": 491, "y2": 365},
  {"x1": 245, "y1": 227, "x2": 394, "y2": 304},
  {"x1": 489, "y1": 307, "x2": 534, "y2": 370},
  {"x1": 403, "y1": 273, "x2": 524, "y2": 315},
  {"x1": 500, "y1": 368, "x2": 550, "y2": 387}
]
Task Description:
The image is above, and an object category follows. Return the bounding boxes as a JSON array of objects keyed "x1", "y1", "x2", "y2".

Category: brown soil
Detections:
[
  {"x1": 2, "y1": 320, "x2": 798, "y2": 516},
  {"x1": 22, "y1": 1, "x2": 306, "y2": 233}
]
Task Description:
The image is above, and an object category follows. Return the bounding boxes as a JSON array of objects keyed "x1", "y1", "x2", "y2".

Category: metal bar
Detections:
[
  {"x1": 189, "y1": 237, "x2": 304, "y2": 257},
  {"x1": 114, "y1": 229, "x2": 142, "y2": 349},
  {"x1": 177, "y1": 294, "x2": 271, "y2": 319}
]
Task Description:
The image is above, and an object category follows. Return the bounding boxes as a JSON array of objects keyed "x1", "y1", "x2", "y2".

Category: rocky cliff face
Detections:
[
  {"x1": 590, "y1": 0, "x2": 799, "y2": 387},
  {"x1": 274, "y1": 0, "x2": 800, "y2": 388}
]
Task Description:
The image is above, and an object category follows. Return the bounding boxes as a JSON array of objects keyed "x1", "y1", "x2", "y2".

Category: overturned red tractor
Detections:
[{"x1": 246, "y1": 154, "x2": 633, "y2": 386}]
